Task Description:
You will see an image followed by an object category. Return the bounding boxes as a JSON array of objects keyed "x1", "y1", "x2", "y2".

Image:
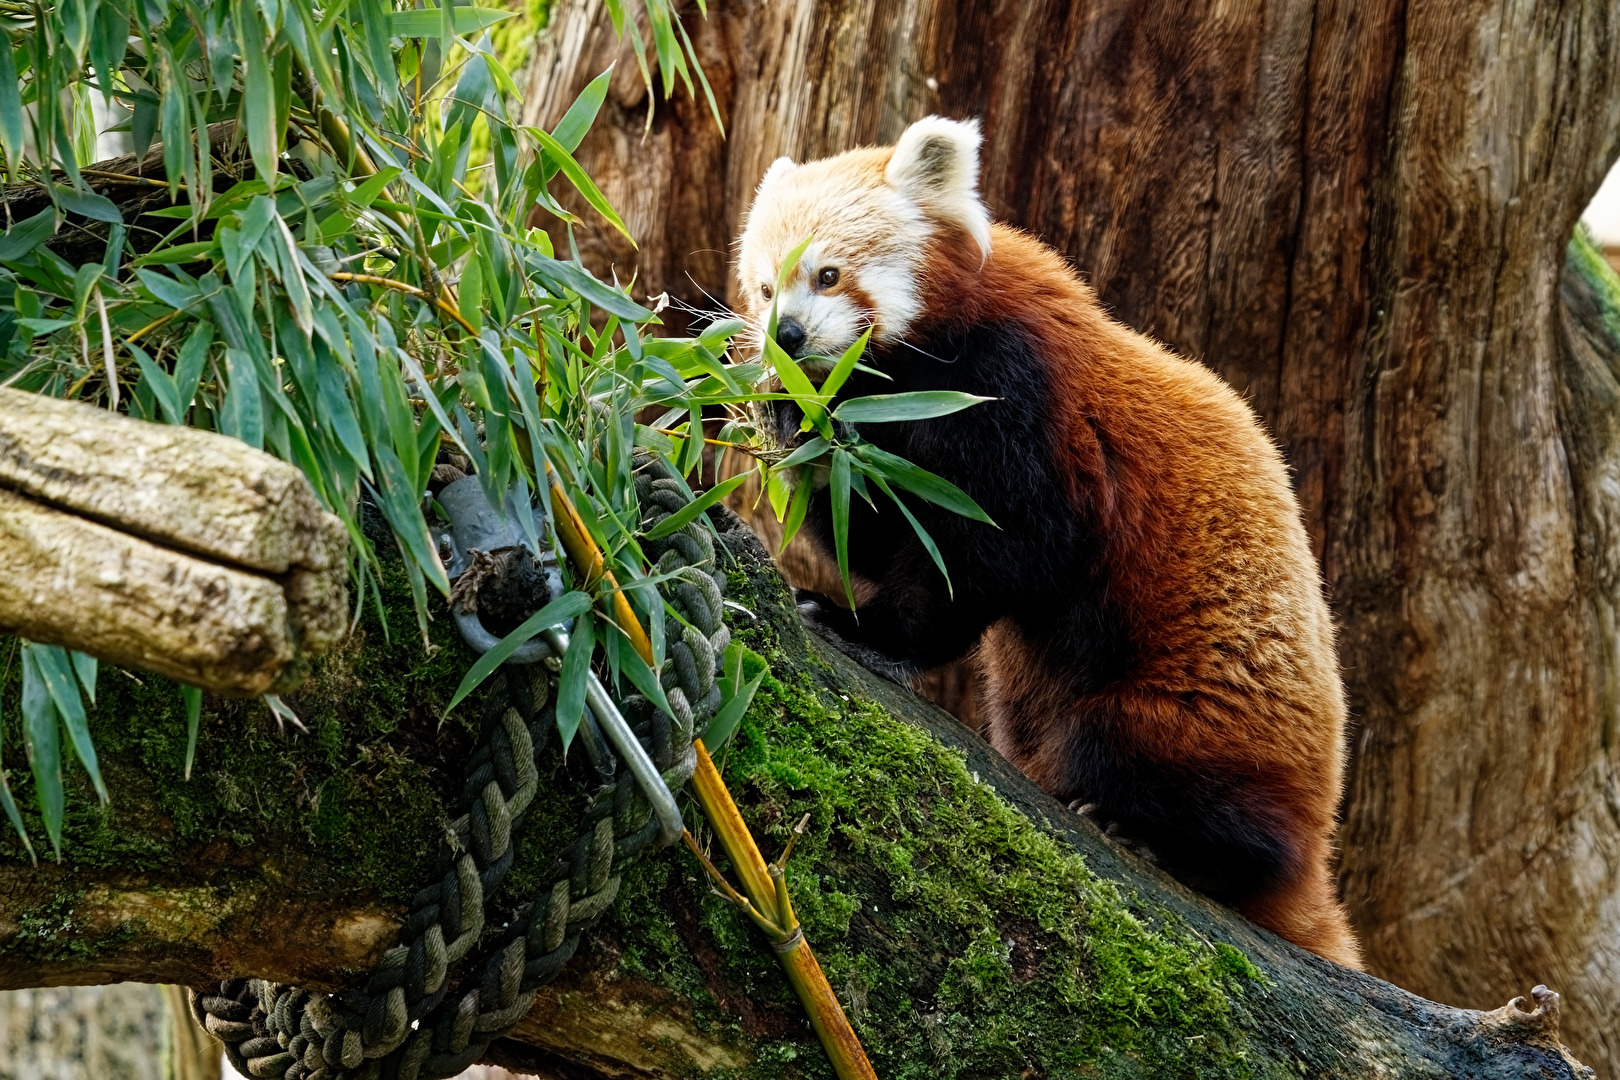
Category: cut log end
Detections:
[{"x1": 0, "y1": 389, "x2": 349, "y2": 695}]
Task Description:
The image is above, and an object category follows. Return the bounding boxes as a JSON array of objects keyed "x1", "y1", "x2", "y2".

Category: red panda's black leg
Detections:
[{"x1": 796, "y1": 539, "x2": 995, "y2": 677}]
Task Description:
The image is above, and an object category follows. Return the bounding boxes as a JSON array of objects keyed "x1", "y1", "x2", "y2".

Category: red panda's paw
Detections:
[
  {"x1": 1067, "y1": 800, "x2": 1161, "y2": 867},
  {"x1": 797, "y1": 591, "x2": 920, "y2": 685}
]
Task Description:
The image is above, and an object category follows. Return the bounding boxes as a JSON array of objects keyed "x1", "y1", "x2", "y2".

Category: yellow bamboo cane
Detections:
[{"x1": 546, "y1": 467, "x2": 878, "y2": 1080}]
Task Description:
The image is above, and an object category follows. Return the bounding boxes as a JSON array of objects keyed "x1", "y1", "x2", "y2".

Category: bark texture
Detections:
[
  {"x1": 522, "y1": 0, "x2": 1620, "y2": 1072},
  {"x1": 0, "y1": 388, "x2": 344, "y2": 577},
  {"x1": 0, "y1": 486, "x2": 314, "y2": 696},
  {"x1": 0, "y1": 388, "x2": 347, "y2": 694},
  {"x1": 0, "y1": 528, "x2": 1601, "y2": 1079}
]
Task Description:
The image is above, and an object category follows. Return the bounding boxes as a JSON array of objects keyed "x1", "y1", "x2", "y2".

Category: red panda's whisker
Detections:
[{"x1": 892, "y1": 337, "x2": 948, "y2": 364}]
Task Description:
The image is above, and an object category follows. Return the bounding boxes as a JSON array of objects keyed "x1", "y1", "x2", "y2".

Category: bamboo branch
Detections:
[
  {"x1": 329, "y1": 272, "x2": 478, "y2": 337},
  {"x1": 542, "y1": 473, "x2": 878, "y2": 1080}
]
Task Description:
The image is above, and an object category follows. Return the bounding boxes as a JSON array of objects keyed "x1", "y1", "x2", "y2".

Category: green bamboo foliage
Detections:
[{"x1": 0, "y1": 0, "x2": 984, "y2": 857}]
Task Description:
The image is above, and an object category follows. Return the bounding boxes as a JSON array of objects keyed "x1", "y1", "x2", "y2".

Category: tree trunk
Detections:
[
  {"x1": 162, "y1": 985, "x2": 223, "y2": 1080},
  {"x1": 521, "y1": 0, "x2": 1620, "y2": 1073},
  {"x1": 0, "y1": 521, "x2": 1599, "y2": 1078}
]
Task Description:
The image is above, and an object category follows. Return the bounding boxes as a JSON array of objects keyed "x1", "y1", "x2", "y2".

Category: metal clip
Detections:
[
  {"x1": 434, "y1": 476, "x2": 561, "y2": 664},
  {"x1": 434, "y1": 475, "x2": 684, "y2": 844}
]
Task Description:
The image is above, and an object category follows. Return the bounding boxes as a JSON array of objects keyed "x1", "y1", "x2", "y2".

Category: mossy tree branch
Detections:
[{"x1": 0, "y1": 513, "x2": 1596, "y2": 1078}]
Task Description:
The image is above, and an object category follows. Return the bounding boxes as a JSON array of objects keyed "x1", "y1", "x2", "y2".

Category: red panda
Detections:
[{"x1": 736, "y1": 117, "x2": 1361, "y2": 968}]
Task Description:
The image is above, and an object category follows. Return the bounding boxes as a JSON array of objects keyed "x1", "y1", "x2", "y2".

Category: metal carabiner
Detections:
[
  {"x1": 543, "y1": 626, "x2": 685, "y2": 847},
  {"x1": 434, "y1": 475, "x2": 684, "y2": 845}
]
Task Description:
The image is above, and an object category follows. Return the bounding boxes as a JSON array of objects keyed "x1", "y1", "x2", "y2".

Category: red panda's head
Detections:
[{"x1": 737, "y1": 116, "x2": 992, "y2": 366}]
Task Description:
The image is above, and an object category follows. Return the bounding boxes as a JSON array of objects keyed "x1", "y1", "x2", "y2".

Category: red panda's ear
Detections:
[
  {"x1": 757, "y1": 156, "x2": 796, "y2": 194},
  {"x1": 886, "y1": 117, "x2": 992, "y2": 259}
]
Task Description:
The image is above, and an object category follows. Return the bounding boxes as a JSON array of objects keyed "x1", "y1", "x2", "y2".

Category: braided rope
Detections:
[{"x1": 193, "y1": 456, "x2": 731, "y2": 1080}]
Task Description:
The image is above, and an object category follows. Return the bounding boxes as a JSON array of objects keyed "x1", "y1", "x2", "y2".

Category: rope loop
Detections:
[{"x1": 195, "y1": 455, "x2": 733, "y2": 1079}]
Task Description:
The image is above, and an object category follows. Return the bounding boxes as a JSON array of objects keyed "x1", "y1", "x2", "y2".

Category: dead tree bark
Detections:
[
  {"x1": 0, "y1": 390, "x2": 348, "y2": 695},
  {"x1": 0, "y1": 524, "x2": 1600, "y2": 1078},
  {"x1": 522, "y1": 0, "x2": 1620, "y2": 1072}
]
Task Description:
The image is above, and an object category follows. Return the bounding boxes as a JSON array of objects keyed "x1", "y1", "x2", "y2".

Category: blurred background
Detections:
[{"x1": 0, "y1": 985, "x2": 524, "y2": 1080}]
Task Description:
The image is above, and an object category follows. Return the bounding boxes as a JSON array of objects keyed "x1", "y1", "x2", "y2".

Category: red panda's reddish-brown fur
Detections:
[
  {"x1": 920, "y1": 228, "x2": 1359, "y2": 966},
  {"x1": 740, "y1": 121, "x2": 1360, "y2": 967}
]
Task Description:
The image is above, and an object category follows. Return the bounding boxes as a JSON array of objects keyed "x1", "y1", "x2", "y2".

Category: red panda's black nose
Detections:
[{"x1": 775, "y1": 318, "x2": 808, "y2": 358}]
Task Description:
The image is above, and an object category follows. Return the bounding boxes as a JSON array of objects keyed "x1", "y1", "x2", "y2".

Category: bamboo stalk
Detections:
[{"x1": 545, "y1": 472, "x2": 878, "y2": 1080}]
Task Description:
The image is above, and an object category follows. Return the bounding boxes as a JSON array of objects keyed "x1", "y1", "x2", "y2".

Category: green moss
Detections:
[
  {"x1": 9, "y1": 891, "x2": 136, "y2": 963},
  {"x1": 0, "y1": 557, "x2": 479, "y2": 921},
  {"x1": 1569, "y1": 223, "x2": 1620, "y2": 339},
  {"x1": 595, "y1": 542, "x2": 1269, "y2": 1079}
]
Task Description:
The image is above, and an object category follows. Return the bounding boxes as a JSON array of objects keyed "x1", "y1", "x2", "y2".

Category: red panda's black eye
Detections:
[
  {"x1": 761, "y1": 283, "x2": 773, "y2": 300},
  {"x1": 818, "y1": 267, "x2": 840, "y2": 288}
]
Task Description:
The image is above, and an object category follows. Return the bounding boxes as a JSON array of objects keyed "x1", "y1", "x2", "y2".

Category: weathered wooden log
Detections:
[
  {"x1": 0, "y1": 487, "x2": 323, "y2": 696},
  {"x1": 0, "y1": 389, "x2": 341, "y2": 575},
  {"x1": 0, "y1": 389, "x2": 346, "y2": 694},
  {"x1": 0, "y1": 122, "x2": 249, "y2": 267},
  {"x1": 0, "y1": 520, "x2": 1595, "y2": 1078}
]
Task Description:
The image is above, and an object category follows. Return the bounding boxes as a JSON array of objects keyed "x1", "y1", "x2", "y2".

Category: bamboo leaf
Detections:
[
  {"x1": 346, "y1": 165, "x2": 402, "y2": 209},
  {"x1": 644, "y1": 473, "x2": 747, "y2": 539},
  {"x1": 131, "y1": 97, "x2": 157, "y2": 161},
  {"x1": 779, "y1": 465, "x2": 813, "y2": 551},
  {"x1": 774, "y1": 434, "x2": 830, "y2": 470},
  {"x1": 529, "y1": 253, "x2": 650, "y2": 320},
  {"x1": 174, "y1": 321, "x2": 214, "y2": 415},
  {"x1": 763, "y1": 331, "x2": 816, "y2": 399},
  {"x1": 239, "y1": 23, "x2": 278, "y2": 185},
  {"x1": 551, "y1": 66, "x2": 613, "y2": 153},
  {"x1": 129, "y1": 341, "x2": 183, "y2": 423},
  {"x1": 271, "y1": 216, "x2": 314, "y2": 333},
  {"x1": 181, "y1": 684, "x2": 202, "y2": 780},
  {"x1": 133, "y1": 268, "x2": 202, "y2": 310},
  {"x1": 19, "y1": 647, "x2": 64, "y2": 857},
  {"x1": 701, "y1": 645, "x2": 763, "y2": 752},
  {"x1": 71, "y1": 263, "x2": 103, "y2": 320},
  {"x1": 0, "y1": 768, "x2": 35, "y2": 863},
  {"x1": 221, "y1": 347, "x2": 266, "y2": 449},
  {"x1": 868, "y1": 470, "x2": 953, "y2": 596},
  {"x1": 158, "y1": 49, "x2": 188, "y2": 201},
  {"x1": 772, "y1": 234, "x2": 814, "y2": 300},
  {"x1": 315, "y1": 358, "x2": 371, "y2": 479},
  {"x1": 371, "y1": 443, "x2": 450, "y2": 594},
  {"x1": 130, "y1": 241, "x2": 216, "y2": 267},
  {"x1": 68, "y1": 651, "x2": 96, "y2": 704},
  {"x1": 30, "y1": 644, "x2": 106, "y2": 802},
  {"x1": 817, "y1": 327, "x2": 872, "y2": 400},
  {"x1": 556, "y1": 610, "x2": 595, "y2": 753},
  {"x1": 459, "y1": 256, "x2": 484, "y2": 334},
  {"x1": 0, "y1": 42, "x2": 24, "y2": 175},
  {"x1": 853, "y1": 443, "x2": 995, "y2": 525},
  {"x1": 833, "y1": 390, "x2": 994, "y2": 424},
  {"x1": 385, "y1": 5, "x2": 514, "y2": 37},
  {"x1": 611, "y1": 627, "x2": 673, "y2": 718},
  {"x1": 529, "y1": 126, "x2": 634, "y2": 245},
  {"x1": 443, "y1": 591, "x2": 593, "y2": 716},
  {"x1": 50, "y1": 181, "x2": 121, "y2": 223},
  {"x1": 766, "y1": 467, "x2": 789, "y2": 521},
  {"x1": 234, "y1": 197, "x2": 277, "y2": 275},
  {"x1": 0, "y1": 207, "x2": 56, "y2": 261},
  {"x1": 830, "y1": 448, "x2": 855, "y2": 609}
]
